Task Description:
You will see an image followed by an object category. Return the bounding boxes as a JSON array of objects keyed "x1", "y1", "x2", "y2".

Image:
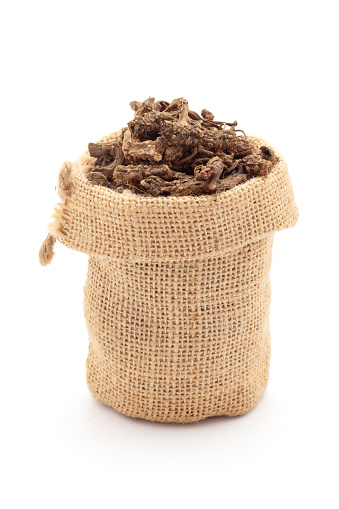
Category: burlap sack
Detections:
[{"x1": 40, "y1": 132, "x2": 298, "y2": 423}]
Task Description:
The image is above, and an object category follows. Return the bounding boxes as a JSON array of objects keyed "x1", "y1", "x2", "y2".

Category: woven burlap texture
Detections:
[{"x1": 47, "y1": 132, "x2": 298, "y2": 423}]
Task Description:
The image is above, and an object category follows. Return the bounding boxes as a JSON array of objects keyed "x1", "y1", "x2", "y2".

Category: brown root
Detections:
[
  {"x1": 260, "y1": 146, "x2": 278, "y2": 165},
  {"x1": 87, "y1": 171, "x2": 109, "y2": 187},
  {"x1": 122, "y1": 128, "x2": 164, "y2": 163},
  {"x1": 88, "y1": 143, "x2": 113, "y2": 159},
  {"x1": 201, "y1": 109, "x2": 214, "y2": 120},
  {"x1": 241, "y1": 153, "x2": 273, "y2": 178}
]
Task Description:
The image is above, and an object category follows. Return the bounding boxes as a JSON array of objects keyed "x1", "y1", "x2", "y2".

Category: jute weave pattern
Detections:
[{"x1": 45, "y1": 133, "x2": 298, "y2": 423}]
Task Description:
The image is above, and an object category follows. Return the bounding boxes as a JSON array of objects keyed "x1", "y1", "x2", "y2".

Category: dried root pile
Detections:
[{"x1": 87, "y1": 98, "x2": 278, "y2": 196}]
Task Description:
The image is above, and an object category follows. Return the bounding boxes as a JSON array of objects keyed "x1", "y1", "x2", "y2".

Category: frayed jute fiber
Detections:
[{"x1": 40, "y1": 132, "x2": 298, "y2": 423}]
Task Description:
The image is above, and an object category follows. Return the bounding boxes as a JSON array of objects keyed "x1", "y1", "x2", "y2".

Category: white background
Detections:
[{"x1": 1, "y1": 1, "x2": 338, "y2": 508}]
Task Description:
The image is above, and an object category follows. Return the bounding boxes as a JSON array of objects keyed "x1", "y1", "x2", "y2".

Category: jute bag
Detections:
[{"x1": 40, "y1": 132, "x2": 298, "y2": 423}]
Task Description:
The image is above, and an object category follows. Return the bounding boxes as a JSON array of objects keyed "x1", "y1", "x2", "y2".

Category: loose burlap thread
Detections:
[{"x1": 41, "y1": 133, "x2": 298, "y2": 423}]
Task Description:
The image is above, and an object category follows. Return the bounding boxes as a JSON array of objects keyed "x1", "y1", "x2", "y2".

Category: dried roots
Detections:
[{"x1": 87, "y1": 97, "x2": 278, "y2": 196}]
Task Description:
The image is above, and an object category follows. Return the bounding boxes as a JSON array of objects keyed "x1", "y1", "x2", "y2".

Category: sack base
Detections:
[{"x1": 85, "y1": 346, "x2": 270, "y2": 423}]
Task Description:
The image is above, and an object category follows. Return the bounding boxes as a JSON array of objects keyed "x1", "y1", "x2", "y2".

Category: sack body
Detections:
[{"x1": 45, "y1": 132, "x2": 298, "y2": 423}]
